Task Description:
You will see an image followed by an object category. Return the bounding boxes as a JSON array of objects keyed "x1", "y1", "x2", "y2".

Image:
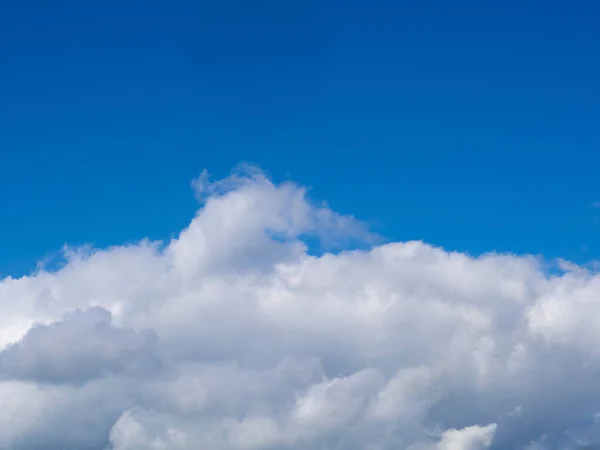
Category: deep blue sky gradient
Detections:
[{"x1": 1, "y1": 0, "x2": 600, "y2": 276}]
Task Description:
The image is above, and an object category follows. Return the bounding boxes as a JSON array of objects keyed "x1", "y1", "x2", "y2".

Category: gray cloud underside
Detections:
[{"x1": 0, "y1": 167, "x2": 598, "y2": 450}]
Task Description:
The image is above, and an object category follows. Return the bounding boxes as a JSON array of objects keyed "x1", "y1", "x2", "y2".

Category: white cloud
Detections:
[
  {"x1": 0, "y1": 307, "x2": 159, "y2": 384},
  {"x1": 435, "y1": 424, "x2": 498, "y2": 450},
  {"x1": 0, "y1": 166, "x2": 598, "y2": 449}
]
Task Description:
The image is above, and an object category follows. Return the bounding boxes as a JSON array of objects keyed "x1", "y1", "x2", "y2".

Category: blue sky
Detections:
[{"x1": 1, "y1": 0, "x2": 599, "y2": 276}]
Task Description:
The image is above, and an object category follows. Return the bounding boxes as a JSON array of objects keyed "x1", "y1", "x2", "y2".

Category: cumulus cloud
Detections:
[
  {"x1": 0, "y1": 166, "x2": 598, "y2": 449},
  {"x1": 0, "y1": 307, "x2": 159, "y2": 384}
]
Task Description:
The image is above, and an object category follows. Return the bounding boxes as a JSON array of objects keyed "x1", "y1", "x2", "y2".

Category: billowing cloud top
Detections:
[{"x1": 0, "y1": 167, "x2": 599, "y2": 450}]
